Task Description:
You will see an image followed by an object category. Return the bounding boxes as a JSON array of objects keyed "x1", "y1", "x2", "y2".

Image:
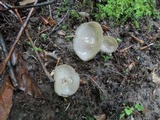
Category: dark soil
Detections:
[{"x1": 0, "y1": 1, "x2": 160, "y2": 120}]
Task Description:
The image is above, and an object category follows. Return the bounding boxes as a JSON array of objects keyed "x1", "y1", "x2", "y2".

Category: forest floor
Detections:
[{"x1": 0, "y1": 1, "x2": 160, "y2": 120}]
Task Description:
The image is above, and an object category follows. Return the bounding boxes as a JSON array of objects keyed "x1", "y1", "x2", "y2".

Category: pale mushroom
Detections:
[
  {"x1": 54, "y1": 64, "x2": 80, "y2": 97},
  {"x1": 100, "y1": 35, "x2": 118, "y2": 54},
  {"x1": 73, "y1": 22, "x2": 103, "y2": 61}
]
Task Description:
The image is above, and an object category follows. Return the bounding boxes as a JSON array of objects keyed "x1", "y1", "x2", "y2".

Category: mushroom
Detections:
[
  {"x1": 54, "y1": 64, "x2": 80, "y2": 97},
  {"x1": 73, "y1": 22, "x2": 103, "y2": 61},
  {"x1": 100, "y1": 35, "x2": 118, "y2": 54}
]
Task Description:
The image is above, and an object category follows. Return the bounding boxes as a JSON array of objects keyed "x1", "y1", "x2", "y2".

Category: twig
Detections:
[
  {"x1": 0, "y1": 33, "x2": 18, "y2": 87},
  {"x1": 81, "y1": 74, "x2": 104, "y2": 93},
  {"x1": 25, "y1": 30, "x2": 54, "y2": 82},
  {"x1": 49, "y1": 8, "x2": 69, "y2": 35},
  {"x1": 0, "y1": 1, "x2": 17, "y2": 18},
  {"x1": 48, "y1": 0, "x2": 52, "y2": 18},
  {"x1": 106, "y1": 68, "x2": 125, "y2": 78},
  {"x1": 119, "y1": 45, "x2": 133, "y2": 52},
  {"x1": 140, "y1": 43, "x2": 154, "y2": 50},
  {"x1": 64, "y1": 103, "x2": 71, "y2": 111},
  {"x1": 1, "y1": 0, "x2": 55, "y2": 11},
  {"x1": 0, "y1": 0, "x2": 38, "y2": 75},
  {"x1": 130, "y1": 34, "x2": 144, "y2": 44}
]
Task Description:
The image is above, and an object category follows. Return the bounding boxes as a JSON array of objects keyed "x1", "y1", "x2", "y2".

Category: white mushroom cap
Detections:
[
  {"x1": 73, "y1": 22, "x2": 103, "y2": 61},
  {"x1": 100, "y1": 36, "x2": 118, "y2": 54},
  {"x1": 54, "y1": 64, "x2": 80, "y2": 97}
]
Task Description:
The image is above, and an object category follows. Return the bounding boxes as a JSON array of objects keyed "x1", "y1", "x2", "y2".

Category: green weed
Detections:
[{"x1": 120, "y1": 103, "x2": 144, "y2": 119}]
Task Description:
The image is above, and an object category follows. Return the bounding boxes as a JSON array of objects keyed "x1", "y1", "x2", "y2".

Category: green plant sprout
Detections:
[
  {"x1": 120, "y1": 103, "x2": 144, "y2": 119},
  {"x1": 95, "y1": 0, "x2": 159, "y2": 24},
  {"x1": 116, "y1": 38, "x2": 122, "y2": 43},
  {"x1": 31, "y1": 47, "x2": 43, "y2": 52},
  {"x1": 27, "y1": 42, "x2": 43, "y2": 52},
  {"x1": 101, "y1": 53, "x2": 112, "y2": 61},
  {"x1": 134, "y1": 103, "x2": 143, "y2": 111},
  {"x1": 41, "y1": 33, "x2": 47, "y2": 41},
  {"x1": 86, "y1": 116, "x2": 94, "y2": 120}
]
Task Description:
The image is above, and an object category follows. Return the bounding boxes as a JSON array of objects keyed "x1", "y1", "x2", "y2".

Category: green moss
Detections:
[{"x1": 95, "y1": 0, "x2": 159, "y2": 24}]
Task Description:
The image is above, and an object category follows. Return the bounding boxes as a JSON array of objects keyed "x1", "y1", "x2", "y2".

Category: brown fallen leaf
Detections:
[
  {"x1": 47, "y1": 17, "x2": 56, "y2": 26},
  {"x1": 94, "y1": 114, "x2": 106, "y2": 120},
  {"x1": 80, "y1": 79, "x2": 87, "y2": 85},
  {"x1": 15, "y1": 51, "x2": 42, "y2": 96},
  {"x1": 101, "y1": 24, "x2": 109, "y2": 31},
  {"x1": 0, "y1": 76, "x2": 13, "y2": 120},
  {"x1": 21, "y1": 73, "x2": 42, "y2": 96}
]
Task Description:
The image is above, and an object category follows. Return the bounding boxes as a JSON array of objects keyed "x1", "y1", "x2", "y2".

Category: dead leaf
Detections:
[
  {"x1": 80, "y1": 79, "x2": 87, "y2": 85},
  {"x1": 0, "y1": 76, "x2": 13, "y2": 120},
  {"x1": 15, "y1": 52, "x2": 42, "y2": 96},
  {"x1": 19, "y1": 0, "x2": 36, "y2": 5},
  {"x1": 21, "y1": 73, "x2": 42, "y2": 96},
  {"x1": 94, "y1": 114, "x2": 106, "y2": 120},
  {"x1": 152, "y1": 68, "x2": 160, "y2": 84},
  {"x1": 58, "y1": 30, "x2": 66, "y2": 36},
  {"x1": 101, "y1": 25, "x2": 109, "y2": 31},
  {"x1": 47, "y1": 17, "x2": 56, "y2": 26}
]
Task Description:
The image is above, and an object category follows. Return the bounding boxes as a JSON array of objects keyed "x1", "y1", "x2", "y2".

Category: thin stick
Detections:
[
  {"x1": 25, "y1": 30, "x2": 54, "y2": 82},
  {"x1": 130, "y1": 34, "x2": 144, "y2": 44},
  {"x1": 0, "y1": 33, "x2": 18, "y2": 87},
  {"x1": 0, "y1": 1, "x2": 17, "y2": 18},
  {"x1": 0, "y1": 0, "x2": 38, "y2": 75},
  {"x1": 1, "y1": 0, "x2": 55, "y2": 11},
  {"x1": 140, "y1": 43, "x2": 154, "y2": 50},
  {"x1": 119, "y1": 45, "x2": 133, "y2": 52},
  {"x1": 81, "y1": 74, "x2": 104, "y2": 93},
  {"x1": 48, "y1": 0, "x2": 52, "y2": 18}
]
